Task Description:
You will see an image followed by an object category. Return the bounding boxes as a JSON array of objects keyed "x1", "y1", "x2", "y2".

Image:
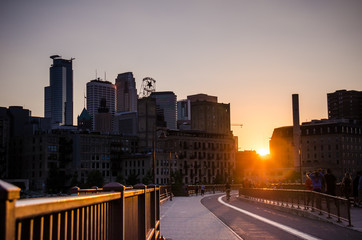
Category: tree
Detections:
[
  {"x1": 142, "y1": 170, "x2": 153, "y2": 185},
  {"x1": 126, "y1": 171, "x2": 140, "y2": 186},
  {"x1": 46, "y1": 167, "x2": 68, "y2": 193},
  {"x1": 86, "y1": 170, "x2": 104, "y2": 188}
]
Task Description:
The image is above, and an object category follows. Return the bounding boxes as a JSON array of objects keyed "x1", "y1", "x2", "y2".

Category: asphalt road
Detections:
[{"x1": 201, "y1": 193, "x2": 362, "y2": 240}]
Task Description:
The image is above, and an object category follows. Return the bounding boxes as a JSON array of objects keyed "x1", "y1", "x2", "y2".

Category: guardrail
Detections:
[
  {"x1": 186, "y1": 184, "x2": 242, "y2": 196},
  {"x1": 0, "y1": 180, "x2": 163, "y2": 240},
  {"x1": 239, "y1": 188, "x2": 352, "y2": 226}
]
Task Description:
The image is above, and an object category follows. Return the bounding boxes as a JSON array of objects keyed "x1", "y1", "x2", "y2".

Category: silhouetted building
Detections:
[
  {"x1": 188, "y1": 94, "x2": 230, "y2": 135},
  {"x1": 86, "y1": 78, "x2": 116, "y2": 130},
  {"x1": 269, "y1": 126, "x2": 294, "y2": 169},
  {"x1": 150, "y1": 92, "x2": 177, "y2": 130},
  {"x1": 301, "y1": 119, "x2": 362, "y2": 180},
  {"x1": 113, "y1": 111, "x2": 138, "y2": 136},
  {"x1": 115, "y1": 72, "x2": 138, "y2": 113},
  {"x1": 77, "y1": 108, "x2": 92, "y2": 131},
  {"x1": 187, "y1": 94, "x2": 217, "y2": 103},
  {"x1": 45, "y1": 55, "x2": 74, "y2": 126},
  {"x1": 137, "y1": 97, "x2": 157, "y2": 152},
  {"x1": 156, "y1": 129, "x2": 236, "y2": 185},
  {"x1": 177, "y1": 99, "x2": 191, "y2": 130},
  {"x1": 0, "y1": 107, "x2": 10, "y2": 178},
  {"x1": 94, "y1": 99, "x2": 112, "y2": 133},
  {"x1": 327, "y1": 90, "x2": 362, "y2": 123}
]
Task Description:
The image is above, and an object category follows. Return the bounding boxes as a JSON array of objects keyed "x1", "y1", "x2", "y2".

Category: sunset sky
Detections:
[{"x1": 1, "y1": 0, "x2": 361, "y2": 153}]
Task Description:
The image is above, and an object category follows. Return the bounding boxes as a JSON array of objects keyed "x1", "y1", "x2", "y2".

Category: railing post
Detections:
[
  {"x1": 103, "y1": 182, "x2": 125, "y2": 240},
  {"x1": 0, "y1": 180, "x2": 21, "y2": 240},
  {"x1": 134, "y1": 184, "x2": 147, "y2": 240},
  {"x1": 148, "y1": 184, "x2": 157, "y2": 240}
]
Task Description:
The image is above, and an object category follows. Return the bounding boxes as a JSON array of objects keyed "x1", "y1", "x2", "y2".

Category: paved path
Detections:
[
  {"x1": 160, "y1": 192, "x2": 362, "y2": 240},
  {"x1": 160, "y1": 194, "x2": 242, "y2": 240}
]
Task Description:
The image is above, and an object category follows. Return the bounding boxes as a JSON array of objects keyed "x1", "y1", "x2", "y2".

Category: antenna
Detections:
[
  {"x1": 104, "y1": 72, "x2": 107, "y2": 81},
  {"x1": 95, "y1": 69, "x2": 98, "y2": 79}
]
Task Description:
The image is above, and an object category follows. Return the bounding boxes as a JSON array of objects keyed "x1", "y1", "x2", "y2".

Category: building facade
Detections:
[
  {"x1": 328, "y1": 90, "x2": 362, "y2": 123},
  {"x1": 189, "y1": 98, "x2": 230, "y2": 135},
  {"x1": 86, "y1": 78, "x2": 116, "y2": 130},
  {"x1": 45, "y1": 55, "x2": 74, "y2": 126},
  {"x1": 156, "y1": 129, "x2": 236, "y2": 185},
  {"x1": 115, "y1": 72, "x2": 138, "y2": 113},
  {"x1": 301, "y1": 119, "x2": 362, "y2": 180},
  {"x1": 150, "y1": 92, "x2": 177, "y2": 130}
]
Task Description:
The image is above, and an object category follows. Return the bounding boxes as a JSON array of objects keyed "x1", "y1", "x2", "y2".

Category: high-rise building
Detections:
[
  {"x1": 45, "y1": 55, "x2": 74, "y2": 126},
  {"x1": 327, "y1": 90, "x2": 362, "y2": 123},
  {"x1": 188, "y1": 94, "x2": 230, "y2": 135},
  {"x1": 150, "y1": 92, "x2": 177, "y2": 130},
  {"x1": 177, "y1": 99, "x2": 191, "y2": 130},
  {"x1": 115, "y1": 72, "x2": 138, "y2": 113},
  {"x1": 86, "y1": 78, "x2": 116, "y2": 130}
]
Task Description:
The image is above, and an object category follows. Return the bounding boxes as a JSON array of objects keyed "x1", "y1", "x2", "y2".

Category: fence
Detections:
[
  {"x1": 239, "y1": 187, "x2": 352, "y2": 226},
  {"x1": 0, "y1": 180, "x2": 162, "y2": 240},
  {"x1": 186, "y1": 184, "x2": 242, "y2": 196}
]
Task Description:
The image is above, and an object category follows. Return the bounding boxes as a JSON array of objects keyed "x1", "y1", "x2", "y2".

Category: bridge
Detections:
[{"x1": 1, "y1": 180, "x2": 362, "y2": 240}]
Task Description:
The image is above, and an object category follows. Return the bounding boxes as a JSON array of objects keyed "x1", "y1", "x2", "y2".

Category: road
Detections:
[{"x1": 201, "y1": 193, "x2": 362, "y2": 240}]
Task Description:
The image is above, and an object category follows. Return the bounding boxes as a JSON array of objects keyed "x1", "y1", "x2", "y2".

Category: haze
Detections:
[{"x1": 1, "y1": 0, "x2": 361, "y2": 152}]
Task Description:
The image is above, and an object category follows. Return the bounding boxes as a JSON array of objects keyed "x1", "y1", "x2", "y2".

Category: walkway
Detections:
[
  {"x1": 160, "y1": 192, "x2": 362, "y2": 240},
  {"x1": 160, "y1": 193, "x2": 242, "y2": 240}
]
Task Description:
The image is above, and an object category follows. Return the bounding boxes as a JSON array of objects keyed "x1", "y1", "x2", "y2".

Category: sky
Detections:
[{"x1": 1, "y1": 0, "x2": 362, "y2": 153}]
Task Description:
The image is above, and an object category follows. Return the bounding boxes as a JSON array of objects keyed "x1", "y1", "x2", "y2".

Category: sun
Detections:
[{"x1": 257, "y1": 148, "x2": 269, "y2": 156}]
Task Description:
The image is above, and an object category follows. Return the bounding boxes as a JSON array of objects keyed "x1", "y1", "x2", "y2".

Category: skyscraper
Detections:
[
  {"x1": 115, "y1": 72, "x2": 138, "y2": 113},
  {"x1": 86, "y1": 78, "x2": 116, "y2": 130},
  {"x1": 150, "y1": 91, "x2": 177, "y2": 130},
  {"x1": 44, "y1": 55, "x2": 74, "y2": 126}
]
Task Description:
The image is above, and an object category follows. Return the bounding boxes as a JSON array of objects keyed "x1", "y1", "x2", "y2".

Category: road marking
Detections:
[{"x1": 218, "y1": 195, "x2": 322, "y2": 240}]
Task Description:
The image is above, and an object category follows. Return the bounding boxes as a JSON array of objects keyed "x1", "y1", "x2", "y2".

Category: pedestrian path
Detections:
[{"x1": 160, "y1": 193, "x2": 242, "y2": 240}]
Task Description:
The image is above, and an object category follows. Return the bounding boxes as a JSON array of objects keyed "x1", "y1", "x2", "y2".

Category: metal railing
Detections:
[
  {"x1": 0, "y1": 180, "x2": 162, "y2": 240},
  {"x1": 186, "y1": 184, "x2": 242, "y2": 196},
  {"x1": 239, "y1": 187, "x2": 352, "y2": 226}
]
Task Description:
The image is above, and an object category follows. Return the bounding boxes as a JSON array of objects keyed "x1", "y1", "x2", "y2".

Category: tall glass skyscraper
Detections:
[{"x1": 44, "y1": 55, "x2": 74, "y2": 126}]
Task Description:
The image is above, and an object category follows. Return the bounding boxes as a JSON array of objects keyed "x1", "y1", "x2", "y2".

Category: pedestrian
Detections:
[
  {"x1": 308, "y1": 170, "x2": 324, "y2": 192},
  {"x1": 324, "y1": 169, "x2": 337, "y2": 196},
  {"x1": 305, "y1": 172, "x2": 313, "y2": 191},
  {"x1": 353, "y1": 172, "x2": 361, "y2": 207},
  {"x1": 201, "y1": 184, "x2": 205, "y2": 196},
  {"x1": 342, "y1": 172, "x2": 353, "y2": 200}
]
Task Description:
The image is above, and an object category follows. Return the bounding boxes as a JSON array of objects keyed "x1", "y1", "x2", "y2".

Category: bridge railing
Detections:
[
  {"x1": 239, "y1": 187, "x2": 352, "y2": 226},
  {"x1": 0, "y1": 180, "x2": 162, "y2": 240},
  {"x1": 186, "y1": 184, "x2": 242, "y2": 196}
]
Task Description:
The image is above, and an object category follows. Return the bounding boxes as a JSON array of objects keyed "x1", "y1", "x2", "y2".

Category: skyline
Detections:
[{"x1": 1, "y1": 0, "x2": 362, "y2": 153}]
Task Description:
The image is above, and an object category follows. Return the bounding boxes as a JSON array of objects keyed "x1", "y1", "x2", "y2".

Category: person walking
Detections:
[
  {"x1": 305, "y1": 172, "x2": 313, "y2": 191},
  {"x1": 324, "y1": 169, "x2": 337, "y2": 196},
  {"x1": 201, "y1": 184, "x2": 205, "y2": 196},
  {"x1": 308, "y1": 170, "x2": 324, "y2": 192},
  {"x1": 342, "y1": 172, "x2": 353, "y2": 200}
]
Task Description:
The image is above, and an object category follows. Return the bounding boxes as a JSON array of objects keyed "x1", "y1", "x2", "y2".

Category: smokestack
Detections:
[{"x1": 292, "y1": 94, "x2": 301, "y2": 170}]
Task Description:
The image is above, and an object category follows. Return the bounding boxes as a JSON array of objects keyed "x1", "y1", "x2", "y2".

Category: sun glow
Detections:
[{"x1": 257, "y1": 148, "x2": 269, "y2": 156}]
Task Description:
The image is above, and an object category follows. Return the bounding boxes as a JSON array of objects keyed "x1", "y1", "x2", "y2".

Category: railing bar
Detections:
[
  {"x1": 85, "y1": 207, "x2": 89, "y2": 240},
  {"x1": 70, "y1": 210, "x2": 74, "y2": 240},
  {"x1": 17, "y1": 221, "x2": 22, "y2": 240},
  {"x1": 57, "y1": 213, "x2": 61, "y2": 240},
  {"x1": 90, "y1": 205, "x2": 94, "y2": 240},
  {"x1": 29, "y1": 219, "x2": 34, "y2": 240},
  {"x1": 97, "y1": 204, "x2": 100, "y2": 240},
  {"x1": 64, "y1": 211, "x2": 68, "y2": 240},
  {"x1": 49, "y1": 214, "x2": 53, "y2": 240},
  {"x1": 80, "y1": 207, "x2": 84, "y2": 240},
  {"x1": 105, "y1": 202, "x2": 108, "y2": 240},
  {"x1": 75, "y1": 208, "x2": 79, "y2": 240},
  {"x1": 40, "y1": 216, "x2": 44, "y2": 240}
]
